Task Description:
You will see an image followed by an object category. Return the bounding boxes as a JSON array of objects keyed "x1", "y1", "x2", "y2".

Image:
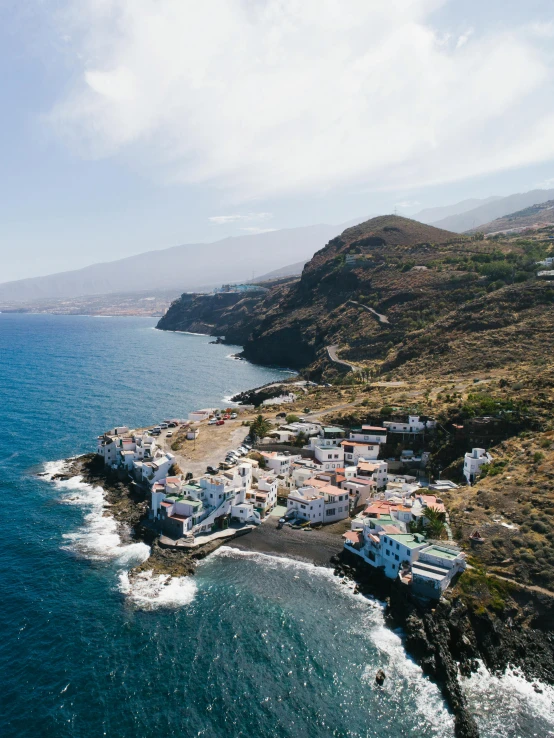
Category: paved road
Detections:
[
  {"x1": 347, "y1": 300, "x2": 389, "y2": 324},
  {"x1": 327, "y1": 345, "x2": 357, "y2": 371}
]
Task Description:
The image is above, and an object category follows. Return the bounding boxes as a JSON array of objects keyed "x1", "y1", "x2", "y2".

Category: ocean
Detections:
[{"x1": 0, "y1": 313, "x2": 552, "y2": 738}]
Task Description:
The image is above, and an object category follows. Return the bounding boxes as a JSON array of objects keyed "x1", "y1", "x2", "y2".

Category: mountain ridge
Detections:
[{"x1": 432, "y1": 188, "x2": 554, "y2": 232}]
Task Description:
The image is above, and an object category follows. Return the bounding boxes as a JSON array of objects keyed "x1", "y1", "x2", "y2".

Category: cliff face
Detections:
[
  {"x1": 157, "y1": 291, "x2": 265, "y2": 344},
  {"x1": 337, "y1": 549, "x2": 554, "y2": 738},
  {"x1": 156, "y1": 215, "x2": 554, "y2": 378}
]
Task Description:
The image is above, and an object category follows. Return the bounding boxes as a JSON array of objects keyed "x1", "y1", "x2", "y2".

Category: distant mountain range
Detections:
[
  {"x1": 469, "y1": 199, "x2": 554, "y2": 235},
  {"x1": 0, "y1": 225, "x2": 342, "y2": 304},
  {"x1": 413, "y1": 196, "x2": 502, "y2": 224},
  {"x1": 3, "y1": 186, "x2": 554, "y2": 306},
  {"x1": 429, "y1": 188, "x2": 554, "y2": 232}
]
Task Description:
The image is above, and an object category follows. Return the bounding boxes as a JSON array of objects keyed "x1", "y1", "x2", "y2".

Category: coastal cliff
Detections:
[
  {"x1": 156, "y1": 215, "x2": 554, "y2": 380},
  {"x1": 336, "y1": 549, "x2": 554, "y2": 738}
]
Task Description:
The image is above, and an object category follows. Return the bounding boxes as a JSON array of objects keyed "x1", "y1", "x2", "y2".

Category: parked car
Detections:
[
  {"x1": 168, "y1": 422, "x2": 177, "y2": 428},
  {"x1": 208, "y1": 418, "x2": 217, "y2": 425},
  {"x1": 230, "y1": 413, "x2": 237, "y2": 419},
  {"x1": 304, "y1": 408, "x2": 311, "y2": 413},
  {"x1": 276, "y1": 412, "x2": 286, "y2": 418},
  {"x1": 206, "y1": 466, "x2": 217, "y2": 474},
  {"x1": 216, "y1": 419, "x2": 225, "y2": 426},
  {"x1": 223, "y1": 414, "x2": 231, "y2": 420},
  {"x1": 166, "y1": 431, "x2": 173, "y2": 438},
  {"x1": 160, "y1": 423, "x2": 169, "y2": 429}
]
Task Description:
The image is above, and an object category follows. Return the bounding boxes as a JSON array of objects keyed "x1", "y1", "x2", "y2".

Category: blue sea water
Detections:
[{"x1": 0, "y1": 314, "x2": 552, "y2": 738}]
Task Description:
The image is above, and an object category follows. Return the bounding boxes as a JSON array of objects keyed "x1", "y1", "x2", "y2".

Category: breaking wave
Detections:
[
  {"x1": 43, "y1": 460, "x2": 150, "y2": 567},
  {"x1": 118, "y1": 570, "x2": 197, "y2": 610},
  {"x1": 461, "y1": 662, "x2": 554, "y2": 737}
]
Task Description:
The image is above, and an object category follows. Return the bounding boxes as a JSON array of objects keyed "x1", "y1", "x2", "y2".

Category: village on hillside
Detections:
[{"x1": 93, "y1": 406, "x2": 497, "y2": 601}]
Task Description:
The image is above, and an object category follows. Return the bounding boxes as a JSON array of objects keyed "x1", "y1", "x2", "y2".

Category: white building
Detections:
[
  {"x1": 356, "y1": 460, "x2": 388, "y2": 488},
  {"x1": 411, "y1": 544, "x2": 467, "y2": 600},
  {"x1": 463, "y1": 448, "x2": 492, "y2": 484},
  {"x1": 259, "y1": 451, "x2": 301, "y2": 475},
  {"x1": 287, "y1": 488, "x2": 324, "y2": 523},
  {"x1": 340, "y1": 440, "x2": 379, "y2": 463},
  {"x1": 281, "y1": 422, "x2": 321, "y2": 437},
  {"x1": 383, "y1": 416, "x2": 436, "y2": 434},
  {"x1": 348, "y1": 425, "x2": 388, "y2": 444},
  {"x1": 313, "y1": 439, "x2": 344, "y2": 471}
]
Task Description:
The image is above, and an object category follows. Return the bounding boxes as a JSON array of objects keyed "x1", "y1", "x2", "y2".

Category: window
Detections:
[
  {"x1": 386, "y1": 549, "x2": 390, "y2": 557},
  {"x1": 326, "y1": 508, "x2": 336, "y2": 516},
  {"x1": 395, "y1": 554, "x2": 399, "y2": 561},
  {"x1": 396, "y1": 543, "x2": 399, "y2": 550}
]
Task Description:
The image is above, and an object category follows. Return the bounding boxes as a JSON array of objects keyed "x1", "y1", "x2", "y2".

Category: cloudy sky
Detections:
[{"x1": 1, "y1": 0, "x2": 554, "y2": 282}]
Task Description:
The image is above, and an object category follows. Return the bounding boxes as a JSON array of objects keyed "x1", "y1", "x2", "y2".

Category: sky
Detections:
[{"x1": 1, "y1": 0, "x2": 554, "y2": 283}]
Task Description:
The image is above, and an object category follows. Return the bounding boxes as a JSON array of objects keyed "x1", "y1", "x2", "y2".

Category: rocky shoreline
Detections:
[
  {"x1": 334, "y1": 548, "x2": 554, "y2": 738},
  {"x1": 47, "y1": 454, "x2": 554, "y2": 738}
]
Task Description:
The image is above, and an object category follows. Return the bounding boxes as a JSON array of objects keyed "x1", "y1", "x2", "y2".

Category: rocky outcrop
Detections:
[{"x1": 334, "y1": 549, "x2": 554, "y2": 738}]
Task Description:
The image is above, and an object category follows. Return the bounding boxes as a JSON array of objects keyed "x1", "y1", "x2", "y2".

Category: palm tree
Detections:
[
  {"x1": 424, "y1": 506, "x2": 446, "y2": 540},
  {"x1": 250, "y1": 414, "x2": 271, "y2": 441}
]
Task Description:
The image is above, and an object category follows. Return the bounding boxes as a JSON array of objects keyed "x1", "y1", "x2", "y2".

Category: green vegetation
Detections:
[
  {"x1": 456, "y1": 565, "x2": 515, "y2": 613},
  {"x1": 249, "y1": 415, "x2": 272, "y2": 441}
]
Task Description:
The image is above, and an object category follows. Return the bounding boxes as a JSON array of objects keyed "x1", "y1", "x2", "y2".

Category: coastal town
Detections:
[{"x1": 94, "y1": 405, "x2": 485, "y2": 601}]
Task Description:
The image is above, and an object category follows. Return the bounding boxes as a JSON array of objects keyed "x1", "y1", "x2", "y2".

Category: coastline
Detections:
[{"x1": 44, "y1": 451, "x2": 554, "y2": 738}]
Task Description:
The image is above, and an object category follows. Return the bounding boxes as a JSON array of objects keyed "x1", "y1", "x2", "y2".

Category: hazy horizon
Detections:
[{"x1": 1, "y1": 0, "x2": 554, "y2": 282}]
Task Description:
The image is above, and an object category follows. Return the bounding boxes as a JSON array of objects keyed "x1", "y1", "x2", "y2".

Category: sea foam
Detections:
[
  {"x1": 43, "y1": 461, "x2": 150, "y2": 566},
  {"x1": 118, "y1": 570, "x2": 197, "y2": 609},
  {"x1": 461, "y1": 662, "x2": 554, "y2": 737}
]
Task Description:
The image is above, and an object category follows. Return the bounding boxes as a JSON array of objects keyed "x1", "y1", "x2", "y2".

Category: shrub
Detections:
[
  {"x1": 532, "y1": 520, "x2": 549, "y2": 534},
  {"x1": 533, "y1": 452, "x2": 545, "y2": 464}
]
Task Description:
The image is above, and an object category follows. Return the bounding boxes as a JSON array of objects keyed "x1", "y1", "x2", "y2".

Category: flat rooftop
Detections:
[
  {"x1": 422, "y1": 546, "x2": 460, "y2": 561},
  {"x1": 385, "y1": 533, "x2": 426, "y2": 550}
]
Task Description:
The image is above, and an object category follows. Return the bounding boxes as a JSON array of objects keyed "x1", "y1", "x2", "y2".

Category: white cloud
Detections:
[
  {"x1": 240, "y1": 227, "x2": 277, "y2": 234},
  {"x1": 456, "y1": 28, "x2": 474, "y2": 49},
  {"x1": 48, "y1": 1, "x2": 554, "y2": 199},
  {"x1": 209, "y1": 212, "x2": 273, "y2": 224},
  {"x1": 395, "y1": 200, "x2": 421, "y2": 209}
]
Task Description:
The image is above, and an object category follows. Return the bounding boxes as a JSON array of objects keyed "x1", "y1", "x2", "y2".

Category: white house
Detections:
[
  {"x1": 281, "y1": 422, "x2": 321, "y2": 437},
  {"x1": 463, "y1": 448, "x2": 492, "y2": 484},
  {"x1": 340, "y1": 439, "x2": 379, "y2": 463},
  {"x1": 312, "y1": 439, "x2": 344, "y2": 470},
  {"x1": 348, "y1": 425, "x2": 388, "y2": 444},
  {"x1": 411, "y1": 544, "x2": 467, "y2": 600},
  {"x1": 286, "y1": 488, "x2": 324, "y2": 523},
  {"x1": 320, "y1": 485, "x2": 350, "y2": 523},
  {"x1": 260, "y1": 451, "x2": 301, "y2": 475},
  {"x1": 357, "y1": 460, "x2": 388, "y2": 488},
  {"x1": 343, "y1": 524, "x2": 427, "y2": 579},
  {"x1": 383, "y1": 416, "x2": 436, "y2": 434}
]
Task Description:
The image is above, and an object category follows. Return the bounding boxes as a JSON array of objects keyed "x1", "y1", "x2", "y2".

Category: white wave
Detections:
[
  {"x1": 461, "y1": 662, "x2": 554, "y2": 737},
  {"x1": 118, "y1": 570, "x2": 197, "y2": 609},
  {"x1": 40, "y1": 458, "x2": 72, "y2": 480},
  {"x1": 222, "y1": 395, "x2": 241, "y2": 406},
  {"x1": 48, "y1": 471, "x2": 150, "y2": 565},
  {"x1": 364, "y1": 624, "x2": 454, "y2": 736},
  {"x1": 210, "y1": 546, "x2": 381, "y2": 604},
  {"x1": 213, "y1": 547, "x2": 451, "y2": 735}
]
